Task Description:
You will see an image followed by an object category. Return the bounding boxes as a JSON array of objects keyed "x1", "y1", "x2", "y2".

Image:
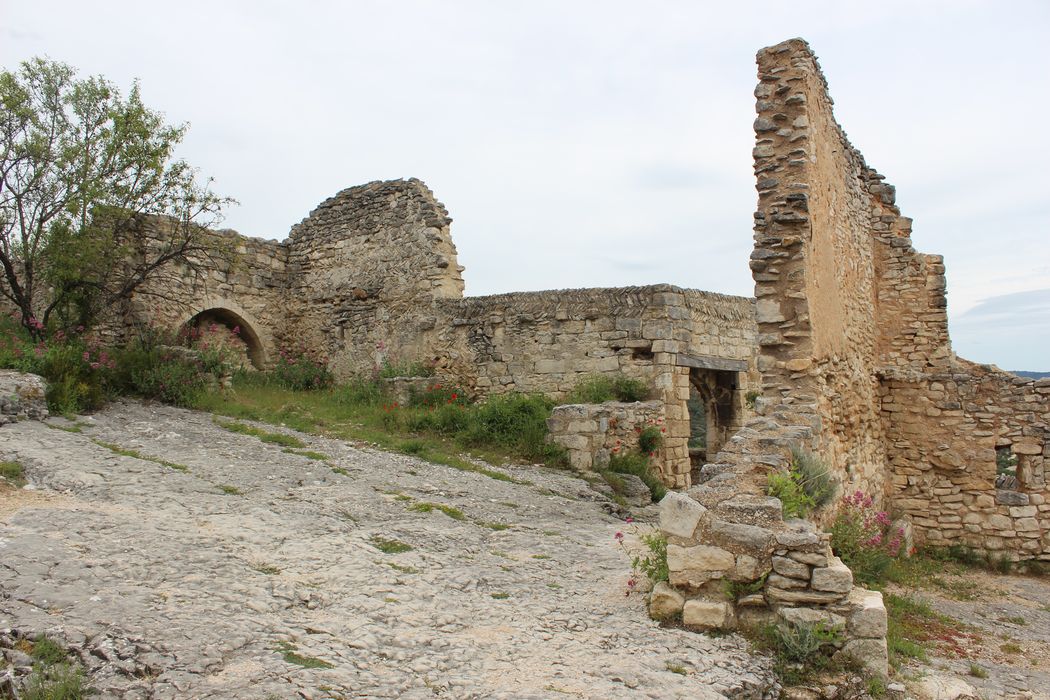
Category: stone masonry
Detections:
[{"x1": 112, "y1": 38, "x2": 1046, "y2": 561}]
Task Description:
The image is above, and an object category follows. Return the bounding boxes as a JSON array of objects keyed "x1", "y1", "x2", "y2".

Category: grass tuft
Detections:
[
  {"x1": 0, "y1": 460, "x2": 26, "y2": 487},
  {"x1": 409, "y1": 501, "x2": 466, "y2": 520},
  {"x1": 370, "y1": 536, "x2": 412, "y2": 554}
]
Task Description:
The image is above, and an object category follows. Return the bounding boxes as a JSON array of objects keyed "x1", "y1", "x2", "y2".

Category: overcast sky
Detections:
[{"x1": 2, "y1": 1, "x2": 1047, "y2": 370}]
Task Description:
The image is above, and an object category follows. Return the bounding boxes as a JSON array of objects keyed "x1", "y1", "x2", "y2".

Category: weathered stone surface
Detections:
[
  {"x1": 841, "y1": 588, "x2": 887, "y2": 639},
  {"x1": 709, "y1": 519, "x2": 774, "y2": 555},
  {"x1": 839, "y1": 638, "x2": 889, "y2": 680},
  {"x1": 648, "y1": 582, "x2": 685, "y2": 621},
  {"x1": 659, "y1": 491, "x2": 708, "y2": 539},
  {"x1": 913, "y1": 673, "x2": 979, "y2": 700},
  {"x1": 668, "y1": 544, "x2": 735, "y2": 586},
  {"x1": 0, "y1": 371, "x2": 48, "y2": 424},
  {"x1": 811, "y1": 556, "x2": 853, "y2": 594},
  {"x1": 772, "y1": 555, "x2": 810, "y2": 580},
  {"x1": 775, "y1": 606, "x2": 844, "y2": 631},
  {"x1": 683, "y1": 600, "x2": 733, "y2": 630},
  {"x1": 0, "y1": 401, "x2": 776, "y2": 698},
  {"x1": 765, "y1": 588, "x2": 845, "y2": 605}
]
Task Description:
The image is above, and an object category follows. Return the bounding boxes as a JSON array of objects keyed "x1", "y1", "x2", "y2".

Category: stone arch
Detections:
[{"x1": 181, "y1": 302, "x2": 270, "y2": 370}]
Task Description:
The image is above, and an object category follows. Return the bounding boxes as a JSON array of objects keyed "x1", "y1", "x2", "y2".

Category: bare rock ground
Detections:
[{"x1": 0, "y1": 401, "x2": 774, "y2": 699}]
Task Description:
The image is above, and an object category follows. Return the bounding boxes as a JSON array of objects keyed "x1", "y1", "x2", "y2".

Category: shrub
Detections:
[
  {"x1": 607, "y1": 452, "x2": 667, "y2": 501},
  {"x1": 638, "y1": 425, "x2": 663, "y2": 454},
  {"x1": 112, "y1": 339, "x2": 212, "y2": 407},
  {"x1": 568, "y1": 374, "x2": 649, "y2": 403},
  {"x1": 333, "y1": 377, "x2": 385, "y2": 406},
  {"x1": 766, "y1": 448, "x2": 836, "y2": 518},
  {"x1": 407, "y1": 383, "x2": 468, "y2": 408},
  {"x1": 758, "y1": 620, "x2": 844, "y2": 685},
  {"x1": 377, "y1": 356, "x2": 435, "y2": 379},
  {"x1": 273, "y1": 345, "x2": 332, "y2": 390},
  {"x1": 459, "y1": 393, "x2": 559, "y2": 462},
  {"x1": 829, "y1": 490, "x2": 903, "y2": 586},
  {"x1": 616, "y1": 529, "x2": 669, "y2": 585}
]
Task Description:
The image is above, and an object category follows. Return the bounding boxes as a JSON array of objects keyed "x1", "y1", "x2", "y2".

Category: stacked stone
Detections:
[
  {"x1": 884, "y1": 362, "x2": 1049, "y2": 559},
  {"x1": 0, "y1": 371, "x2": 48, "y2": 425},
  {"x1": 546, "y1": 400, "x2": 664, "y2": 472},
  {"x1": 652, "y1": 487, "x2": 888, "y2": 677}
]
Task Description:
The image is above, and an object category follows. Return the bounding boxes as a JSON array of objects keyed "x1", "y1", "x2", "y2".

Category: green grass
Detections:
[
  {"x1": 388, "y1": 562, "x2": 421, "y2": 574},
  {"x1": 46, "y1": 422, "x2": 84, "y2": 433},
  {"x1": 218, "y1": 484, "x2": 243, "y2": 496},
  {"x1": 253, "y1": 563, "x2": 281, "y2": 575},
  {"x1": 193, "y1": 378, "x2": 553, "y2": 483},
  {"x1": 968, "y1": 663, "x2": 988, "y2": 679},
  {"x1": 490, "y1": 592, "x2": 510, "y2": 600},
  {"x1": 214, "y1": 418, "x2": 306, "y2": 448},
  {"x1": 1000, "y1": 642, "x2": 1022, "y2": 654},
  {"x1": 885, "y1": 593, "x2": 976, "y2": 667},
  {"x1": 275, "y1": 642, "x2": 334, "y2": 669},
  {"x1": 283, "y1": 448, "x2": 329, "y2": 461},
  {"x1": 91, "y1": 440, "x2": 189, "y2": 471},
  {"x1": 331, "y1": 467, "x2": 349, "y2": 476},
  {"x1": 478, "y1": 521, "x2": 511, "y2": 531},
  {"x1": 409, "y1": 501, "x2": 466, "y2": 520},
  {"x1": 370, "y1": 536, "x2": 413, "y2": 554},
  {"x1": 0, "y1": 460, "x2": 26, "y2": 487},
  {"x1": 665, "y1": 661, "x2": 688, "y2": 675},
  {"x1": 18, "y1": 636, "x2": 90, "y2": 700},
  {"x1": 531, "y1": 554, "x2": 551, "y2": 560},
  {"x1": 603, "y1": 452, "x2": 667, "y2": 501},
  {"x1": 567, "y1": 374, "x2": 649, "y2": 403}
]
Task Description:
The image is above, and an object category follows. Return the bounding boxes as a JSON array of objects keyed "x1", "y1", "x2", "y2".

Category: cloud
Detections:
[{"x1": 951, "y1": 289, "x2": 1050, "y2": 371}]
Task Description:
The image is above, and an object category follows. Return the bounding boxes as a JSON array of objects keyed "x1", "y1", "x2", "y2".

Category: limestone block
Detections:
[
  {"x1": 839, "y1": 638, "x2": 889, "y2": 680},
  {"x1": 767, "y1": 573, "x2": 807, "y2": 590},
  {"x1": 842, "y1": 588, "x2": 887, "y2": 639},
  {"x1": 648, "y1": 582, "x2": 685, "y2": 621},
  {"x1": 1013, "y1": 441, "x2": 1043, "y2": 456},
  {"x1": 765, "y1": 587, "x2": 845, "y2": 605},
  {"x1": 787, "y1": 550, "x2": 828, "y2": 567},
  {"x1": 776, "y1": 606, "x2": 845, "y2": 631},
  {"x1": 771, "y1": 555, "x2": 810, "y2": 580},
  {"x1": 659, "y1": 492, "x2": 708, "y2": 539},
  {"x1": 667, "y1": 544, "x2": 735, "y2": 575},
  {"x1": 732, "y1": 554, "x2": 771, "y2": 582},
  {"x1": 683, "y1": 599, "x2": 733, "y2": 630},
  {"x1": 913, "y1": 674, "x2": 979, "y2": 700},
  {"x1": 811, "y1": 556, "x2": 853, "y2": 594},
  {"x1": 709, "y1": 519, "x2": 775, "y2": 555}
]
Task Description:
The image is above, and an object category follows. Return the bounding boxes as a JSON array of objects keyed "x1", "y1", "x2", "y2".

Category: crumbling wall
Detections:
[
  {"x1": 750, "y1": 38, "x2": 1048, "y2": 558},
  {"x1": 116, "y1": 218, "x2": 289, "y2": 368},
  {"x1": 547, "y1": 400, "x2": 665, "y2": 472},
  {"x1": 750, "y1": 38, "x2": 888, "y2": 499},
  {"x1": 284, "y1": 178, "x2": 465, "y2": 377},
  {"x1": 432, "y1": 285, "x2": 757, "y2": 487}
]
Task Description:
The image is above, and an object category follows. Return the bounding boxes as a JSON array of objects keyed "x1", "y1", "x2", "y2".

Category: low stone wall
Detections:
[
  {"x1": 0, "y1": 371, "x2": 48, "y2": 425},
  {"x1": 884, "y1": 362, "x2": 1050, "y2": 559},
  {"x1": 646, "y1": 399, "x2": 888, "y2": 678},
  {"x1": 546, "y1": 401, "x2": 664, "y2": 471}
]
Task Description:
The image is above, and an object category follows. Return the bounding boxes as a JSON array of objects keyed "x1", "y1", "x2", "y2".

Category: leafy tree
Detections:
[{"x1": 0, "y1": 57, "x2": 233, "y2": 338}]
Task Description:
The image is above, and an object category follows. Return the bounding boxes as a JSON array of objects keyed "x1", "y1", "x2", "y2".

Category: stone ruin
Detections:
[{"x1": 105, "y1": 37, "x2": 1048, "y2": 677}]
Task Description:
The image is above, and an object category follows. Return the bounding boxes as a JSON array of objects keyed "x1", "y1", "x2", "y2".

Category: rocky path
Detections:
[{"x1": 0, "y1": 401, "x2": 773, "y2": 699}]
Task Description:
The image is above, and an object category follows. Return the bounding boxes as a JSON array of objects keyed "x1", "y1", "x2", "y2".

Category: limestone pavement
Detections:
[{"x1": 0, "y1": 401, "x2": 774, "y2": 699}]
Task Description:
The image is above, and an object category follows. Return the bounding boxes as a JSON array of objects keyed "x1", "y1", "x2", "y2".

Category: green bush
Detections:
[
  {"x1": 407, "y1": 382, "x2": 468, "y2": 408},
  {"x1": 460, "y1": 393, "x2": 560, "y2": 462},
  {"x1": 568, "y1": 374, "x2": 650, "y2": 403},
  {"x1": 638, "y1": 425, "x2": 663, "y2": 454},
  {"x1": 829, "y1": 491, "x2": 903, "y2": 586},
  {"x1": 632, "y1": 532, "x2": 669, "y2": 584},
  {"x1": 766, "y1": 448, "x2": 836, "y2": 518},
  {"x1": 333, "y1": 377, "x2": 386, "y2": 406},
  {"x1": 378, "y1": 358, "x2": 435, "y2": 379},
  {"x1": 607, "y1": 452, "x2": 667, "y2": 501},
  {"x1": 273, "y1": 345, "x2": 332, "y2": 390}
]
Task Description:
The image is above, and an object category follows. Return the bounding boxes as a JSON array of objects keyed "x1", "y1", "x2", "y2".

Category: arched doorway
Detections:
[{"x1": 183, "y1": 307, "x2": 267, "y2": 370}]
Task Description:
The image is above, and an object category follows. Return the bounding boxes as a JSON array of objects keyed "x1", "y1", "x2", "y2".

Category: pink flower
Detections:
[
  {"x1": 625, "y1": 516, "x2": 634, "y2": 524},
  {"x1": 614, "y1": 532, "x2": 624, "y2": 541}
]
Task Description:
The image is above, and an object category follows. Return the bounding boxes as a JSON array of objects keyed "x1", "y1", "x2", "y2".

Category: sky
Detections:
[{"x1": 1, "y1": 1, "x2": 1047, "y2": 370}]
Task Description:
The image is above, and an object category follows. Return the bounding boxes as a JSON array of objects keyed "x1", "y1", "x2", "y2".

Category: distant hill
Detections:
[{"x1": 1011, "y1": 370, "x2": 1050, "y2": 379}]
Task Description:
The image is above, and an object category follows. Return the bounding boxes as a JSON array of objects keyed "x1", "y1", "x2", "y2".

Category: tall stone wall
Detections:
[
  {"x1": 750, "y1": 39, "x2": 887, "y2": 498},
  {"x1": 749, "y1": 39, "x2": 1048, "y2": 559},
  {"x1": 284, "y1": 178, "x2": 465, "y2": 376}
]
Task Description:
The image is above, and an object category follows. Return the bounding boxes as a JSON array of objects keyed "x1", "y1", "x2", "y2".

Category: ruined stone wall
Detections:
[
  {"x1": 284, "y1": 179, "x2": 465, "y2": 377},
  {"x1": 114, "y1": 217, "x2": 289, "y2": 368},
  {"x1": 750, "y1": 39, "x2": 1048, "y2": 559},
  {"x1": 547, "y1": 401, "x2": 664, "y2": 472},
  {"x1": 750, "y1": 39, "x2": 887, "y2": 498},
  {"x1": 432, "y1": 285, "x2": 757, "y2": 487}
]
